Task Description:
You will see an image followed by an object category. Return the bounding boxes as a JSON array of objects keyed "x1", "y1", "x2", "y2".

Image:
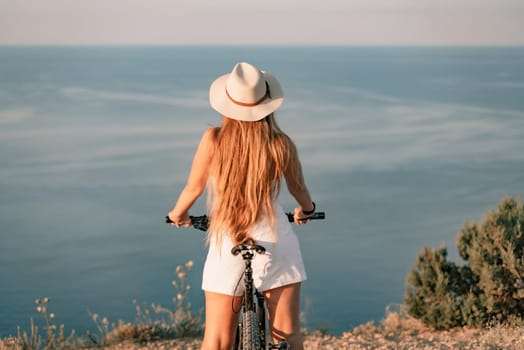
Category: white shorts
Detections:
[{"x1": 202, "y1": 202, "x2": 307, "y2": 296}]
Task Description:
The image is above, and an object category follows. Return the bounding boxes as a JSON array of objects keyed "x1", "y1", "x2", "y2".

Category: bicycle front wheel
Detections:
[{"x1": 241, "y1": 309, "x2": 262, "y2": 350}]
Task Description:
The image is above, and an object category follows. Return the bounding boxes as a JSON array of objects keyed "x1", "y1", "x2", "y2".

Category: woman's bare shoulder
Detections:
[
  {"x1": 201, "y1": 127, "x2": 218, "y2": 140},
  {"x1": 198, "y1": 127, "x2": 219, "y2": 152}
]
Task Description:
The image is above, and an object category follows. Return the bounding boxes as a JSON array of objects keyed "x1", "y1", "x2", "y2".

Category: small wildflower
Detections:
[
  {"x1": 35, "y1": 299, "x2": 41, "y2": 305},
  {"x1": 171, "y1": 280, "x2": 178, "y2": 288},
  {"x1": 102, "y1": 317, "x2": 109, "y2": 326},
  {"x1": 176, "y1": 265, "x2": 183, "y2": 273},
  {"x1": 36, "y1": 306, "x2": 43, "y2": 313},
  {"x1": 43, "y1": 297, "x2": 50, "y2": 303},
  {"x1": 49, "y1": 313, "x2": 55, "y2": 319},
  {"x1": 186, "y1": 285, "x2": 191, "y2": 291},
  {"x1": 177, "y1": 271, "x2": 186, "y2": 280},
  {"x1": 92, "y1": 313, "x2": 98, "y2": 321},
  {"x1": 185, "y1": 260, "x2": 194, "y2": 269},
  {"x1": 177, "y1": 293, "x2": 184, "y2": 301}
]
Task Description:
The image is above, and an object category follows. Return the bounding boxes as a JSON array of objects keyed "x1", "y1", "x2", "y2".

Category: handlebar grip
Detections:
[
  {"x1": 285, "y1": 211, "x2": 325, "y2": 222},
  {"x1": 166, "y1": 215, "x2": 209, "y2": 231}
]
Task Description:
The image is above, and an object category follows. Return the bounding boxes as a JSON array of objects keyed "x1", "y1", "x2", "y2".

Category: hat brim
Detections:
[{"x1": 209, "y1": 71, "x2": 284, "y2": 122}]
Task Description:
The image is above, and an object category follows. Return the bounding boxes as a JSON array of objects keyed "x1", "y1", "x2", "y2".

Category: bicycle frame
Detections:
[
  {"x1": 232, "y1": 243, "x2": 264, "y2": 349},
  {"x1": 231, "y1": 242, "x2": 289, "y2": 350}
]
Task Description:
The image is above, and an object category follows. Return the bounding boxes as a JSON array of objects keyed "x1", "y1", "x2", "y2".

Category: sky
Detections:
[{"x1": 1, "y1": 0, "x2": 523, "y2": 46}]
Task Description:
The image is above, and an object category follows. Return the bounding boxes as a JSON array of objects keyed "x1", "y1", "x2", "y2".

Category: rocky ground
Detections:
[
  {"x1": 2, "y1": 312, "x2": 523, "y2": 349},
  {"x1": 2, "y1": 330, "x2": 522, "y2": 349},
  {"x1": 70, "y1": 327, "x2": 524, "y2": 350},
  {"x1": 4, "y1": 327, "x2": 522, "y2": 350}
]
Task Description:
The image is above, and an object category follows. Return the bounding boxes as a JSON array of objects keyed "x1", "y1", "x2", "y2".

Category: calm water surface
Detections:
[{"x1": 1, "y1": 46, "x2": 523, "y2": 337}]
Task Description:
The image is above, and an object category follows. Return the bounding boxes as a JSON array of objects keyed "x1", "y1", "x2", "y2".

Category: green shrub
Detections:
[{"x1": 405, "y1": 196, "x2": 524, "y2": 329}]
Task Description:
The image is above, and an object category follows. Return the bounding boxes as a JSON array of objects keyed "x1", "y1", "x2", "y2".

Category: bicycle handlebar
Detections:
[{"x1": 165, "y1": 211, "x2": 325, "y2": 232}]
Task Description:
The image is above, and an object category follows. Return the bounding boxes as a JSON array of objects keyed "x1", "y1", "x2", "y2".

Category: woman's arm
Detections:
[
  {"x1": 168, "y1": 128, "x2": 215, "y2": 227},
  {"x1": 283, "y1": 140, "x2": 315, "y2": 223}
]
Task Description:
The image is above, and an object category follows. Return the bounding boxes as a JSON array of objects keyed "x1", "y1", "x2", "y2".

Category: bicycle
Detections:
[{"x1": 166, "y1": 210, "x2": 325, "y2": 349}]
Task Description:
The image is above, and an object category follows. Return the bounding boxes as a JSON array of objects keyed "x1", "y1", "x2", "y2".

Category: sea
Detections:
[{"x1": 1, "y1": 46, "x2": 523, "y2": 338}]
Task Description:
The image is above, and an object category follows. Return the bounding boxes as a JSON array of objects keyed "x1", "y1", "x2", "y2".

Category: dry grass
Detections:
[{"x1": 0, "y1": 262, "x2": 202, "y2": 350}]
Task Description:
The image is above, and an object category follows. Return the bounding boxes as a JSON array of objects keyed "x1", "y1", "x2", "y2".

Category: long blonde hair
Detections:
[{"x1": 207, "y1": 113, "x2": 299, "y2": 244}]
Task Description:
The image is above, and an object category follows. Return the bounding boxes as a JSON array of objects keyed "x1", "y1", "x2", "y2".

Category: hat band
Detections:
[{"x1": 225, "y1": 81, "x2": 270, "y2": 107}]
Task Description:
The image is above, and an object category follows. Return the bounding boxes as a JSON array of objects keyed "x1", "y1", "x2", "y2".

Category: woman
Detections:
[{"x1": 168, "y1": 62, "x2": 316, "y2": 350}]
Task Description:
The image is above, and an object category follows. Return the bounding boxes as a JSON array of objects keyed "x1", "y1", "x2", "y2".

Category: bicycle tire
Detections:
[
  {"x1": 235, "y1": 323, "x2": 242, "y2": 350},
  {"x1": 242, "y1": 309, "x2": 262, "y2": 350}
]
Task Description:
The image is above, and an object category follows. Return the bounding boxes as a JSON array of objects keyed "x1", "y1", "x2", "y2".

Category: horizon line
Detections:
[{"x1": 1, "y1": 43, "x2": 524, "y2": 48}]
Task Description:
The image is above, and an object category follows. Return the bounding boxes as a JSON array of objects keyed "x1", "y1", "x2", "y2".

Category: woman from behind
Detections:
[{"x1": 168, "y1": 62, "x2": 316, "y2": 350}]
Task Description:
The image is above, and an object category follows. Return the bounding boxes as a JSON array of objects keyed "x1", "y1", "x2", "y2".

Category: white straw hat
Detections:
[{"x1": 209, "y1": 62, "x2": 284, "y2": 122}]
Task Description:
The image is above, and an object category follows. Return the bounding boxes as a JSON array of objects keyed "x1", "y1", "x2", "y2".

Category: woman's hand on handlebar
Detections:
[
  {"x1": 167, "y1": 210, "x2": 192, "y2": 228},
  {"x1": 293, "y1": 207, "x2": 313, "y2": 225}
]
